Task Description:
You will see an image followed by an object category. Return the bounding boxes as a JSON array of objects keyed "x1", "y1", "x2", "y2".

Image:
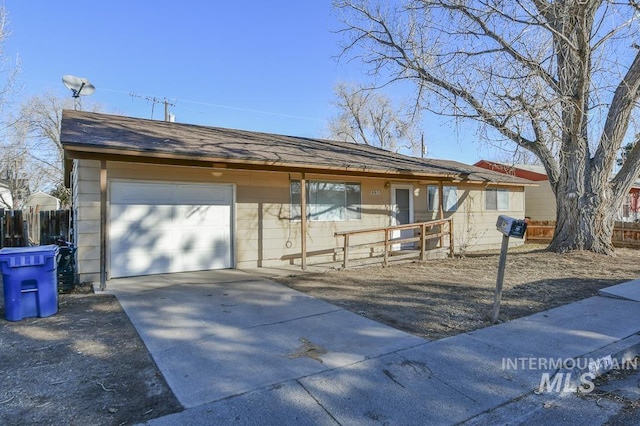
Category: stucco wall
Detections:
[{"x1": 72, "y1": 160, "x2": 526, "y2": 282}]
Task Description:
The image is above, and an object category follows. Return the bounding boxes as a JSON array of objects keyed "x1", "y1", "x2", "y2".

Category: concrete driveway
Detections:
[
  {"x1": 105, "y1": 270, "x2": 426, "y2": 409},
  {"x1": 106, "y1": 271, "x2": 640, "y2": 425}
]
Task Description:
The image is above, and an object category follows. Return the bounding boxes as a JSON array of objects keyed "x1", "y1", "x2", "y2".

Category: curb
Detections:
[{"x1": 547, "y1": 333, "x2": 640, "y2": 394}]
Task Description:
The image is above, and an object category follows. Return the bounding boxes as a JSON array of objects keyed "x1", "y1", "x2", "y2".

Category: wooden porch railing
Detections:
[{"x1": 334, "y1": 218, "x2": 454, "y2": 269}]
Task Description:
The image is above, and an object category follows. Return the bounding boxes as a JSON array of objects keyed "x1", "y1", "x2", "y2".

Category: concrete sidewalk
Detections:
[{"x1": 105, "y1": 271, "x2": 640, "y2": 425}]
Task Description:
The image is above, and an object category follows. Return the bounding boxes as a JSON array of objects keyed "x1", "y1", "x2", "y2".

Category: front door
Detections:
[{"x1": 391, "y1": 185, "x2": 414, "y2": 249}]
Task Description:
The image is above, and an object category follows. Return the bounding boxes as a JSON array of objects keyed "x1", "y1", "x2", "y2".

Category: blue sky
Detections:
[{"x1": 4, "y1": 0, "x2": 486, "y2": 163}]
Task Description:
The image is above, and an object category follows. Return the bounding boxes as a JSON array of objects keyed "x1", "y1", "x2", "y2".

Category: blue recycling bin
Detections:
[{"x1": 0, "y1": 245, "x2": 60, "y2": 321}]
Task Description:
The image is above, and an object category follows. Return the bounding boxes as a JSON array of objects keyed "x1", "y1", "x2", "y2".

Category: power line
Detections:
[
  {"x1": 98, "y1": 86, "x2": 323, "y2": 122},
  {"x1": 30, "y1": 78, "x2": 325, "y2": 123}
]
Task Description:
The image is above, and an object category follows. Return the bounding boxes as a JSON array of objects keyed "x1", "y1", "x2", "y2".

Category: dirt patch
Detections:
[
  {"x1": 274, "y1": 244, "x2": 640, "y2": 340},
  {"x1": 0, "y1": 288, "x2": 182, "y2": 426}
]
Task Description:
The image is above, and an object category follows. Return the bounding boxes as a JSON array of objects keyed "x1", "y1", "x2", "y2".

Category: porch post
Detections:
[
  {"x1": 99, "y1": 160, "x2": 107, "y2": 290},
  {"x1": 438, "y1": 181, "x2": 445, "y2": 247},
  {"x1": 301, "y1": 173, "x2": 307, "y2": 270},
  {"x1": 420, "y1": 223, "x2": 426, "y2": 261}
]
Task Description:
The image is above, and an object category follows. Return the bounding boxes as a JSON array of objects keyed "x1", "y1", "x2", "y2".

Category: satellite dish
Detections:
[{"x1": 62, "y1": 75, "x2": 96, "y2": 98}]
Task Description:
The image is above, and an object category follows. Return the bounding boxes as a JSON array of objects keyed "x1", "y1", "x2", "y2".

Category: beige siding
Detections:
[
  {"x1": 525, "y1": 181, "x2": 556, "y2": 221},
  {"x1": 419, "y1": 183, "x2": 526, "y2": 254},
  {"x1": 73, "y1": 160, "x2": 102, "y2": 283},
  {"x1": 72, "y1": 160, "x2": 527, "y2": 282}
]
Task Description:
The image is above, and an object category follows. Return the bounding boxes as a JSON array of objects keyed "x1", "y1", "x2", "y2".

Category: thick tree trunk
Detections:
[
  {"x1": 548, "y1": 169, "x2": 617, "y2": 254},
  {"x1": 542, "y1": 3, "x2": 618, "y2": 255},
  {"x1": 549, "y1": 197, "x2": 616, "y2": 254}
]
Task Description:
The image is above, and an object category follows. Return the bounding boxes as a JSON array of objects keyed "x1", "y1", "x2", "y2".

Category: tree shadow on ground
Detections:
[{"x1": 0, "y1": 293, "x2": 182, "y2": 425}]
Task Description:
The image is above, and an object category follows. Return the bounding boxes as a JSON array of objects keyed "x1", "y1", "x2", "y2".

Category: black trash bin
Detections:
[{"x1": 56, "y1": 241, "x2": 77, "y2": 292}]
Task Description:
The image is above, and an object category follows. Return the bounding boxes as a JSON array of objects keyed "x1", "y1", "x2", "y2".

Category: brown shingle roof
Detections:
[{"x1": 60, "y1": 110, "x2": 532, "y2": 185}]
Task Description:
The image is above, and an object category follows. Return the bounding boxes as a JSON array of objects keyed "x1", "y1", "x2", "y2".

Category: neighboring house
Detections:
[
  {"x1": 474, "y1": 160, "x2": 555, "y2": 221},
  {"x1": 60, "y1": 110, "x2": 533, "y2": 285},
  {"x1": 0, "y1": 180, "x2": 12, "y2": 209},
  {"x1": 24, "y1": 191, "x2": 61, "y2": 212},
  {"x1": 475, "y1": 160, "x2": 640, "y2": 222},
  {"x1": 619, "y1": 179, "x2": 640, "y2": 222}
]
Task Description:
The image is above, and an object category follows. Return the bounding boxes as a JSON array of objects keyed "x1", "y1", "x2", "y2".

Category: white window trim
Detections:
[
  {"x1": 290, "y1": 180, "x2": 362, "y2": 222},
  {"x1": 486, "y1": 188, "x2": 510, "y2": 211},
  {"x1": 428, "y1": 185, "x2": 458, "y2": 212}
]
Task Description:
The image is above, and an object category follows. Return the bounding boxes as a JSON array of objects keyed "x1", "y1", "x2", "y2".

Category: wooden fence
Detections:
[
  {"x1": 1, "y1": 209, "x2": 71, "y2": 248},
  {"x1": 0, "y1": 209, "x2": 28, "y2": 247},
  {"x1": 526, "y1": 220, "x2": 640, "y2": 248}
]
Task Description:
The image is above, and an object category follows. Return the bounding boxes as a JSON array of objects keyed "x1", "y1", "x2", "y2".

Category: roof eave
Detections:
[{"x1": 62, "y1": 144, "x2": 474, "y2": 181}]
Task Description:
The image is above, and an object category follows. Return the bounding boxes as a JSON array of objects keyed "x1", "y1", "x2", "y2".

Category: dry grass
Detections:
[{"x1": 275, "y1": 244, "x2": 640, "y2": 339}]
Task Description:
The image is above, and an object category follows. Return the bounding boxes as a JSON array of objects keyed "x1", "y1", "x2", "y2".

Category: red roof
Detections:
[{"x1": 474, "y1": 160, "x2": 548, "y2": 182}]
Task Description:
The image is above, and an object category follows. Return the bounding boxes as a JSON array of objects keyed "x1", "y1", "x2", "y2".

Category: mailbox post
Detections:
[{"x1": 492, "y1": 215, "x2": 527, "y2": 323}]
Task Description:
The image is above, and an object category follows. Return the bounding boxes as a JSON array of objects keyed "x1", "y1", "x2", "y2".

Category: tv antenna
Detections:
[
  {"x1": 129, "y1": 92, "x2": 176, "y2": 121},
  {"x1": 62, "y1": 75, "x2": 95, "y2": 110}
]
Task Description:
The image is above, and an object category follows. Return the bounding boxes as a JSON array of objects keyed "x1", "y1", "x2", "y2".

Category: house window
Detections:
[
  {"x1": 486, "y1": 188, "x2": 510, "y2": 210},
  {"x1": 620, "y1": 194, "x2": 631, "y2": 220},
  {"x1": 290, "y1": 180, "x2": 361, "y2": 221},
  {"x1": 427, "y1": 185, "x2": 458, "y2": 212}
]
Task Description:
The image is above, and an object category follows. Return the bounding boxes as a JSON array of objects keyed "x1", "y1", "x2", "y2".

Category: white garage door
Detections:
[{"x1": 109, "y1": 181, "x2": 233, "y2": 278}]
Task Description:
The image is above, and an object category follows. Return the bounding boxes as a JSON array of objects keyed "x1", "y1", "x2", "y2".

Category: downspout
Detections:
[{"x1": 301, "y1": 173, "x2": 307, "y2": 270}]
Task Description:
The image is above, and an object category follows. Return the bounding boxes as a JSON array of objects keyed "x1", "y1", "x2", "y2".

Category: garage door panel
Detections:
[
  {"x1": 109, "y1": 182, "x2": 233, "y2": 278},
  {"x1": 111, "y1": 250, "x2": 173, "y2": 277},
  {"x1": 175, "y1": 185, "x2": 233, "y2": 205},
  {"x1": 177, "y1": 244, "x2": 230, "y2": 271},
  {"x1": 111, "y1": 228, "x2": 176, "y2": 254},
  {"x1": 111, "y1": 204, "x2": 176, "y2": 224},
  {"x1": 111, "y1": 182, "x2": 174, "y2": 204},
  {"x1": 179, "y1": 205, "x2": 231, "y2": 226},
  {"x1": 177, "y1": 227, "x2": 230, "y2": 251}
]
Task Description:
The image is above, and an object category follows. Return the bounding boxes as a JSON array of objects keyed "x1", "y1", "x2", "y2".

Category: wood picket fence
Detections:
[
  {"x1": 0, "y1": 209, "x2": 28, "y2": 247},
  {"x1": 526, "y1": 220, "x2": 640, "y2": 248},
  {"x1": 1, "y1": 208, "x2": 71, "y2": 248}
]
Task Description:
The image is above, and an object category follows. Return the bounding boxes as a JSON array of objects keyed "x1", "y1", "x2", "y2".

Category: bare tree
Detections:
[
  {"x1": 20, "y1": 93, "x2": 74, "y2": 188},
  {"x1": 0, "y1": 8, "x2": 18, "y2": 112},
  {"x1": 334, "y1": 0, "x2": 640, "y2": 254},
  {"x1": 0, "y1": 122, "x2": 36, "y2": 208},
  {"x1": 0, "y1": 6, "x2": 24, "y2": 208},
  {"x1": 328, "y1": 82, "x2": 423, "y2": 154},
  {"x1": 19, "y1": 93, "x2": 102, "y2": 207}
]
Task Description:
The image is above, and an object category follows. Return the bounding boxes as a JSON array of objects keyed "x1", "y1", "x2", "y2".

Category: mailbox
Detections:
[{"x1": 496, "y1": 215, "x2": 527, "y2": 239}]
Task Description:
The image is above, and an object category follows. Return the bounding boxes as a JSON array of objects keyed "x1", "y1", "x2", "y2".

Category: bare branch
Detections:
[
  {"x1": 334, "y1": 0, "x2": 640, "y2": 253},
  {"x1": 327, "y1": 81, "x2": 422, "y2": 153},
  {"x1": 596, "y1": 50, "x2": 640, "y2": 181}
]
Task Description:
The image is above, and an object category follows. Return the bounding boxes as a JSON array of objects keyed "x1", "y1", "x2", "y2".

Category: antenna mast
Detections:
[{"x1": 129, "y1": 92, "x2": 176, "y2": 121}]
